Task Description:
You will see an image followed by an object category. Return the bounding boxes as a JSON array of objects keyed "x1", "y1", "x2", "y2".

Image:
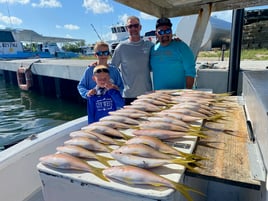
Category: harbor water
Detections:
[{"x1": 0, "y1": 74, "x2": 86, "y2": 150}]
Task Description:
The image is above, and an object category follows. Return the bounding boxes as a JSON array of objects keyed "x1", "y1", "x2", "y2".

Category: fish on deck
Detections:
[
  {"x1": 39, "y1": 153, "x2": 108, "y2": 181},
  {"x1": 56, "y1": 145, "x2": 112, "y2": 167},
  {"x1": 103, "y1": 165, "x2": 204, "y2": 201},
  {"x1": 64, "y1": 137, "x2": 112, "y2": 152},
  {"x1": 125, "y1": 135, "x2": 205, "y2": 160}
]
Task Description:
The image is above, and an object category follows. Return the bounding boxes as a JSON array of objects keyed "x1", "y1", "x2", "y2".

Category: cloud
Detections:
[
  {"x1": 0, "y1": 0, "x2": 29, "y2": 4},
  {"x1": 65, "y1": 34, "x2": 73, "y2": 38},
  {"x1": 64, "y1": 24, "x2": 80, "y2": 30},
  {"x1": 117, "y1": 12, "x2": 156, "y2": 25},
  {"x1": 118, "y1": 14, "x2": 128, "y2": 24},
  {"x1": 0, "y1": 12, "x2": 22, "y2": 25},
  {"x1": 212, "y1": 10, "x2": 233, "y2": 22},
  {"x1": 101, "y1": 32, "x2": 115, "y2": 41},
  {"x1": 83, "y1": 0, "x2": 113, "y2": 14},
  {"x1": 56, "y1": 24, "x2": 80, "y2": 30},
  {"x1": 32, "y1": 0, "x2": 62, "y2": 8}
]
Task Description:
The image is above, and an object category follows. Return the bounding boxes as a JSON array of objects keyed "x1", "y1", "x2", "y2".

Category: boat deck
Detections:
[{"x1": 186, "y1": 96, "x2": 261, "y2": 189}]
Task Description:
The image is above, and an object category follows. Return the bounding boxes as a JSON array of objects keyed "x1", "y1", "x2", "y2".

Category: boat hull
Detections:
[{"x1": 0, "y1": 116, "x2": 88, "y2": 201}]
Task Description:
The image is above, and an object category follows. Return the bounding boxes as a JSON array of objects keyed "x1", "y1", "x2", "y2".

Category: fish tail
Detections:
[
  {"x1": 121, "y1": 133, "x2": 132, "y2": 140},
  {"x1": 118, "y1": 131, "x2": 132, "y2": 140},
  {"x1": 188, "y1": 125, "x2": 202, "y2": 131},
  {"x1": 107, "y1": 146, "x2": 114, "y2": 152},
  {"x1": 115, "y1": 140, "x2": 125, "y2": 146},
  {"x1": 215, "y1": 95, "x2": 231, "y2": 102},
  {"x1": 171, "y1": 158, "x2": 203, "y2": 172},
  {"x1": 206, "y1": 114, "x2": 223, "y2": 121},
  {"x1": 172, "y1": 181, "x2": 205, "y2": 201},
  {"x1": 187, "y1": 130, "x2": 208, "y2": 138},
  {"x1": 216, "y1": 92, "x2": 233, "y2": 97},
  {"x1": 177, "y1": 151, "x2": 208, "y2": 161},
  {"x1": 186, "y1": 161, "x2": 205, "y2": 173},
  {"x1": 183, "y1": 162, "x2": 199, "y2": 172},
  {"x1": 171, "y1": 158, "x2": 195, "y2": 167},
  {"x1": 95, "y1": 155, "x2": 113, "y2": 167},
  {"x1": 191, "y1": 155, "x2": 209, "y2": 161},
  {"x1": 166, "y1": 103, "x2": 175, "y2": 108},
  {"x1": 91, "y1": 166, "x2": 109, "y2": 182},
  {"x1": 175, "y1": 150, "x2": 197, "y2": 158},
  {"x1": 130, "y1": 125, "x2": 140, "y2": 130},
  {"x1": 178, "y1": 189, "x2": 194, "y2": 201}
]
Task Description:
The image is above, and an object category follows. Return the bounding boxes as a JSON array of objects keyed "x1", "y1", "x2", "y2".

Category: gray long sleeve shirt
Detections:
[{"x1": 111, "y1": 39, "x2": 153, "y2": 98}]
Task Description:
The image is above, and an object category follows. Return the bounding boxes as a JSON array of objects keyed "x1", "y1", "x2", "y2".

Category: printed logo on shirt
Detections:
[
  {"x1": 142, "y1": 43, "x2": 152, "y2": 54},
  {"x1": 110, "y1": 78, "x2": 115, "y2": 84},
  {"x1": 96, "y1": 97, "x2": 113, "y2": 111}
]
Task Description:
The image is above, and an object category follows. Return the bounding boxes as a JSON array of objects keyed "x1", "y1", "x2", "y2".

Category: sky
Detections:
[{"x1": 0, "y1": 0, "x2": 267, "y2": 45}]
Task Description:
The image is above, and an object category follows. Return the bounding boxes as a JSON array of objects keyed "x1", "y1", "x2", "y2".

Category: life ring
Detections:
[{"x1": 16, "y1": 66, "x2": 33, "y2": 91}]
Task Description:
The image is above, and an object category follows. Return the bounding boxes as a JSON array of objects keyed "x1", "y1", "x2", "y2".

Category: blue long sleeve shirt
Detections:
[{"x1": 87, "y1": 89, "x2": 124, "y2": 124}]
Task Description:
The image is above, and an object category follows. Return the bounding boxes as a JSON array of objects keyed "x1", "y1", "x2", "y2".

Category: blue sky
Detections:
[{"x1": 0, "y1": 0, "x2": 267, "y2": 44}]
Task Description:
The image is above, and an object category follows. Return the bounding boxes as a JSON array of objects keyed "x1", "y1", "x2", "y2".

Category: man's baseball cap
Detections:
[{"x1": 156, "y1": 17, "x2": 172, "y2": 29}]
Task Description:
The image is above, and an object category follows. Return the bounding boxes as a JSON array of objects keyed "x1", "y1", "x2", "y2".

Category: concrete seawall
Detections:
[
  {"x1": 0, "y1": 58, "x2": 93, "y2": 103},
  {"x1": 0, "y1": 58, "x2": 90, "y2": 81}
]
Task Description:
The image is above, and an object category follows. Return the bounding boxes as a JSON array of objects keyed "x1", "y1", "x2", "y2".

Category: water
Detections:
[{"x1": 0, "y1": 75, "x2": 87, "y2": 150}]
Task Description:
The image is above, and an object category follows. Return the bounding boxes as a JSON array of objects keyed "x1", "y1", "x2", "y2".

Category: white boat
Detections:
[
  {"x1": 0, "y1": 1, "x2": 267, "y2": 201},
  {"x1": 1, "y1": 80, "x2": 267, "y2": 201},
  {"x1": 91, "y1": 24, "x2": 156, "y2": 55},
  {"x1": 0, "y1": 116, "x2": 88, "y2": 201},
  {"x1": 106, "y1": 24, "x2": 129, "y2": 54},
  {"x1": 0, "y1": 95, "x2": 203, "y2": 201},
  {"x1": 0, "y1": 29, "x2": 82, "y2": 59},
  {"x1": 0, "y1": 105, "x2": 199, "y2": 201}
]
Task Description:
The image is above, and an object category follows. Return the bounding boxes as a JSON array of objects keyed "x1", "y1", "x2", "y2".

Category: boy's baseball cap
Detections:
[{"x1": 156, "y1": 17, "x2": 172, "y2": 29}]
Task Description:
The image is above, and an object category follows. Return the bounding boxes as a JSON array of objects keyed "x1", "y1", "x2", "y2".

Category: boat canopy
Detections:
[{"x1": 114, "y1": 0, "x2": 268, "y2": 18}]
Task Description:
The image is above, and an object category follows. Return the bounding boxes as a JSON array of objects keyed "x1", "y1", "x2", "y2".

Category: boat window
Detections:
[
  {"x1": 0, "y1": 31, "x2": 15, "y2": 42},
  {"x1": 117, "y1": 27, "x2": 121, "y2": 32},
  {"x1": 121, "y1": 27, "x2": 126, "y2": 32},
  {"x1": 145, "y1": 31, "x2": 156, "y2": 37},
  {"x1": 111, "y1": 28, "x2": 116, "y2": 34}
]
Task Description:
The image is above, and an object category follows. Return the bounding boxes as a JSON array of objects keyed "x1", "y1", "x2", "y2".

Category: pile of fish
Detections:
[{"x1": 39, "y1": 89, "x2": 232, "y2": 201}]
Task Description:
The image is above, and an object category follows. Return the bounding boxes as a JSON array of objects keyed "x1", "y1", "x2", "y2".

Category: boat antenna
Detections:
[
  {"x1": 6, "y1": 1, "x2": 12, "y2": 26},
  {"x1": 90, "y1": 24, "x2": 103, "y2": 41}
]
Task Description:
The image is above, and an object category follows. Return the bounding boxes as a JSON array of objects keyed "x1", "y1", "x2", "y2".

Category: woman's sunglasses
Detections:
[
  {"x1": 157, "y1": 28, "x2": 172, "y2": 35},
  {"x1": 96, "y1": 51, "x2": 110, "y2": 56}
]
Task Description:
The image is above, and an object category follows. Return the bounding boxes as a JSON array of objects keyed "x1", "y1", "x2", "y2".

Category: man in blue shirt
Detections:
[{"x1": 150, "y1": 17, "x2": 196, "y2": 90}]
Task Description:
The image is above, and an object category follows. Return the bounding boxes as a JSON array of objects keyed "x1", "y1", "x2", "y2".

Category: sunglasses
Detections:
[
  {"x1": 127, "y1": 23, "x2": 140, "y2": 29},
  {"x1": 96, "y1": 51, "x2": 110, "y2": 56},
  {"x1": 94, "y1": 68, "x2": 109, "y2": 74},
  {"x1": 157, "y1": 28, "x2": 172, "y2": 35}
]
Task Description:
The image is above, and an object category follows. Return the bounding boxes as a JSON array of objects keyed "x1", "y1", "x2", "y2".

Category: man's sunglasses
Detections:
[
  {"x1": 96, "y1": 51, "x2": 110, "y2": 56},
  {"x1": 127, "y1": 23, "x2": 140, "y2": 29},
  {"x1": 94, "y1": 68, "x2": 109, "y2": 74},
  {"x1": 157, "y1": 28, "x2": 172, "y2": 35}
]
